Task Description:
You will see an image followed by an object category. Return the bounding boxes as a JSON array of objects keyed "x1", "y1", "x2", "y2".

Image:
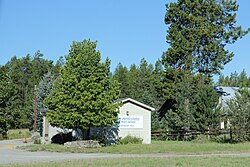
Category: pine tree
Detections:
[
  {"x1": 227, "y1": 88, "x2": 250, "y2": 142},
  {"x1": 112, "y1": 63, "x2": 130, "y2": 98},
  {"x1": 45, "y1": 39, "x2": 121, "y2": 138},
  {"x1": 0, "y1": 66, "x2": 24, "y2": 137},
  {"x1": 0, "y1": 66, "x2": 12, "y2": 137},
  {"x1": 36, "y1": 72, "x2": 55, "y2": 135},
  {"x1": 238, "y1": 69, "x2": 248, "y2": 88},
  {"x1": 160, "y1": 0, "x2": 249, "y2": 135},
  {"x1": 163, "y1": 0, "x2": 249, "y2": 76}
]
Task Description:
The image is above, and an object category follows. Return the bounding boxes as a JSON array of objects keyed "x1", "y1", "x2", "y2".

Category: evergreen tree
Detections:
[
  {"x1": 112, "y1": 63, "x2": 130, "y2": 98},
  {"x1": 227, "y1": 88, "x2": 250, "y2": 142},
  {"x1": 224, "y1": 76, "x2": 230, "y2": 86},
  {"x1": 5, "y1": 52, "x2": 54, "y2": 129},
  {"x1": 219, "y1": 69, "x2": 250, "y2": 87},
  {"x1": 238, "y1": 69, "x2": 248, "y2": 87},
  {"x1": 160, "y1": 0, "x2": 249, "y2": 135},
  {"x1": 45, "y1": 39, "x2": 121, "y2": 138},
  {"x1": 0, "y1": 66, "x2": 24, "y2": 136},
  {"x1": 163, "y1": 0, "x2": 249, "y2": 76},
  {"x1": 52, "y1": 56, "x2": 65, "y2": 78},
  {"x1": 0, "y1": 66, "x2": 12, "y2": 137},
  {"x1": 162, "y1": 73, "x2": 219, "y2": 135},
  {"x1": 229, "y1": 71, "x2": 238, "y2": 87},
  {"x1": 36, "y1": 72, "x2": 55, "y2": 135}
]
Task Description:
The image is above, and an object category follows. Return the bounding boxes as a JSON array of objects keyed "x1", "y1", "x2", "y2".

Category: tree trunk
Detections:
[{"x1": 86, "y1": 127, "x2": 91, "y2": 140}]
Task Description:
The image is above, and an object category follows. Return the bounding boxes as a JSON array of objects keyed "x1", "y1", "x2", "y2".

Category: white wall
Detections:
[
  {"x1": 43, "y1": 100, "x2": 152, "y2": 144},
  {"x1": 118, "y1": 102, "x2": 151, "y2": 144}
]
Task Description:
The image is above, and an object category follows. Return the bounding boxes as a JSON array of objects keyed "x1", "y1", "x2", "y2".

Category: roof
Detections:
[
  {"x1": 158, "y1": 99, "x2": 176, "y2": 119},
  {"x1": 119, "y1": 98, "x2": 155, "y2": 111},
  {"x1": 214, "y1": 86, "x2": 250, "y2": 109}
]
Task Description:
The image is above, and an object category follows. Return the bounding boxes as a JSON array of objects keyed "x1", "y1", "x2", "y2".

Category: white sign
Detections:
[{"x1": 118, "y1": 115, "x2": 143, "y2": 129}]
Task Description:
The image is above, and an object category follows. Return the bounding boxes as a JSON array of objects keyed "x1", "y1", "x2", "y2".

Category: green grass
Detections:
[
  {"x1": 0, "y1": 129, "x2": 31, "y2": 140},
  {"x1": 19, "y1": 140, "x2": 250, "y2": 154},
  {"x1": 1, "y1": 156, "x2": 250, "y2": 167}
]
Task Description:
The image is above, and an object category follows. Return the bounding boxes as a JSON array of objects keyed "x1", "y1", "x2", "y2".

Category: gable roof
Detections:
[{"x1": 120, "y1": 98, "x2": 155, "y2": 111}]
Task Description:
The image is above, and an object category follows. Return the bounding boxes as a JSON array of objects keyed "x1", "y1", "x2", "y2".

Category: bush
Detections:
[
  {"x1": 118, "y1": 135, "x2": 143, "y2": 145},
  {"x1": 192, "y1": 135, "x2": 210, "y2": 143},
  {"x1": 34, "y1": 138, "x2": 41, "y2": 144}
]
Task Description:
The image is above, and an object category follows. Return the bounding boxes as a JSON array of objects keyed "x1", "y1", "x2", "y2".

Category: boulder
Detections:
[{"x1": 64, "y1": 140, "x2": 101, "y2": 148}]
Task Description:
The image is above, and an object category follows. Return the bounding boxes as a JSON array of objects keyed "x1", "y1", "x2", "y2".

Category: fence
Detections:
[{"x1": 151, "y1": 128, "x2": 232, "y2": 141}]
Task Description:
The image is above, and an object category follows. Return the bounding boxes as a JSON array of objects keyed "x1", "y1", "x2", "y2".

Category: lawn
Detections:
[
  {"x1": 1, "y1": 156, "x2": 250, "y2": 167},
  {"x1": 19, "y1": 140, "x2": 250, "y2": 154},
  {"x1": 0, "y1": 129, "x2": 31, "y2": 140},
  {"x1": 4, "y1": 140, "x2": 250, "y2": 167}
]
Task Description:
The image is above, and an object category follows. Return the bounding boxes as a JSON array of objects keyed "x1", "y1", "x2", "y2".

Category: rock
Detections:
[{"x1": 64, "y1": 140, "x2": 101, "y2": 148}]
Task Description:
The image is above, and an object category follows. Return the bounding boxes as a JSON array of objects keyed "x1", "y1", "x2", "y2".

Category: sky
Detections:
[{"x1": 0, "y1": 0, "x2": 249, "y2": 79}]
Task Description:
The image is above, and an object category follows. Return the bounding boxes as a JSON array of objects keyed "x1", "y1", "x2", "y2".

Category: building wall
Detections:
[
  {"x1": 42, "y1": 100, "x2": 152, "y2": 144},
  {"x1": 118, "y1": 102, "x2": 151, "y2": 144}
]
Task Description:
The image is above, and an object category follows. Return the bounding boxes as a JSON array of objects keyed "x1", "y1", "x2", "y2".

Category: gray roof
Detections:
[{"x1": 214, "y1": 86, "x2": 249, "y2": 109}]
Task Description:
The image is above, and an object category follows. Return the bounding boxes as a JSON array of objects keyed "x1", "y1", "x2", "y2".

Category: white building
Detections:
[
  {"x1": 117, "y1": 98, "x2": 155, "y2": 144},
  {"x1": 42, "y1": 98, "x2": 155, "y2": 144}
]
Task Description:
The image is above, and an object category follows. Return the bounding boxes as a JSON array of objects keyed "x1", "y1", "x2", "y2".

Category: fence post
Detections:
[
  {"x1": 230, "y1": 126, "x2": 232, "y2": 143},
  {"x1": 207, "y1": 127, "x2": 210, "y2": 140}
]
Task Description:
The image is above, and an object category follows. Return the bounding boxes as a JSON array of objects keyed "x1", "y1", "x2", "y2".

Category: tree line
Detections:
[
  {"x1": 0, "y1": 52, "x2": 63, "y2": 137},
  {"x1": 219, "y1": 70, "x2": 250, "y2": 87},
  {"x1": 1, "y1": 0, "x2": 250, "y2": 142}
]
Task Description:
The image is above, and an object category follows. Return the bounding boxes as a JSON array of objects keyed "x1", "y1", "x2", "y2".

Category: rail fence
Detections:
[{"x1": 151, "y1": 129, "x2": 233, "y2": 141}]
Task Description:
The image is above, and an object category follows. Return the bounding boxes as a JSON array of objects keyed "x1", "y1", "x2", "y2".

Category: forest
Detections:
[{"x1": 1, "y1": 0, "x2": 250, "y2": 142}]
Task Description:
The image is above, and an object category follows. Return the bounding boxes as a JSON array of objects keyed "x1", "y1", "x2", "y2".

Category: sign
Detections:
[{"x1": 118, "y1": 115, "x2": 143, "y2": 129}]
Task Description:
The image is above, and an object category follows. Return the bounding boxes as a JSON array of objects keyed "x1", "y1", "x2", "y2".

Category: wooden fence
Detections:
[{"x1": 151, "y1": 128, "x2": 232, "y2": 141}]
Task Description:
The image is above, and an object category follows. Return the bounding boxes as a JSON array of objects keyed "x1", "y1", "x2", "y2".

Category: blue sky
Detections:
[{"x1": 0, "y1": 0, "x2": 249, "y2": 79}]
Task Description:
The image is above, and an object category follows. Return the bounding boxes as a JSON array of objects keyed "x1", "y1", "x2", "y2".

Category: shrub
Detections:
[
  {"x1": 192, "y1": 135, "x2": 209, "y2": 143},
  {"x1": 34, "y1": 138, "x2": 41, "y2": 144},
  {"x1": 118, "y1": 135, "x2": 143, "y2": 145}
]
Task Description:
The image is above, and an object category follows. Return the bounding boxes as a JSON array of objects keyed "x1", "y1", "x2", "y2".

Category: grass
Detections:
[
  {"x1": 1, "y1": 156, "x2": 250, "y2": 167},
  {"x1": 19, "y1": 140, "x2": 250, "y2": 154},
  {"x1": 0, "y1": 129, "x2": 31, "y2": 140}
]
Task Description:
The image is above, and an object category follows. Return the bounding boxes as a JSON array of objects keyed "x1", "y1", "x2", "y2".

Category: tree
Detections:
[
  {"x1": 36, "y1": 72, "x2": 55, "y2": 135},
  {"x1": 112, "y1": 63, "x2": 130, "y2": 98},
  {"x1": 0, "y1": 66, "x2": 12, "y2": 137},
  {"x1": 227, "y1": 88, "x2": 250, "y2": 142},
  {"x1": 238, "y1": 69, "x2": 248, "y2": 87},
  {"x1": 160, "y1": 0, "x2": 249, "y2": 137},
  {"x1": 192, "y1": 76, "x2": 220, "y2": 131},
  {"x1": 112, "y1": 59, "x2": 165, "y2": 132},
  {"x1": 4, "y1": 52, "x2": 54, "y2": 129},
  {"x1": 162, "y1": 73, "x2": 220, "y2": 136},
  {"x1": 229, "y1": 71, "x2": 238, "y2": 87},
  {"x1": 163, "y1": 0, "x2": 249, "y2": 76},
  {"x1": 218, "y1": 69, "x2": 249, "y2": 87},
  {"x1": 52, "y1": 56, "x2": 65, "y2": 78},
  {"x1": 0, "y1": 66, "x2": 24, "y2": 137},
  {"x1": 45, "y1": 39, "x2": 121, "y2": 139}
]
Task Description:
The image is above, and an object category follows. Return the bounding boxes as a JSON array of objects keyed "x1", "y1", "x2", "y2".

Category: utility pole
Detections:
[{"x1": 34, "y1": 85, "x2": 37, "y2": 133}]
